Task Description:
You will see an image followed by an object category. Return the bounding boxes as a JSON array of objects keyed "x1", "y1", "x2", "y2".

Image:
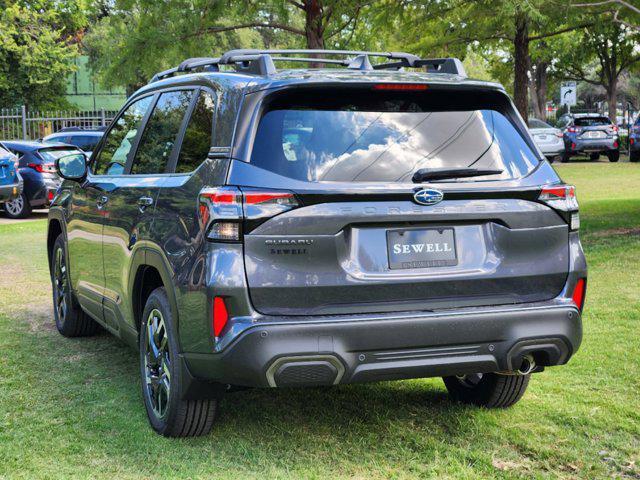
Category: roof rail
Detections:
[{"x1": 149, "y1": 49, "x2": 466, "y2": 83}]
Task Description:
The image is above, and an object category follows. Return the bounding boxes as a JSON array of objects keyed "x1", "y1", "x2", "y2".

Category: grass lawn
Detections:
[{"x1": 0, "y1": 163, "x2": 638, "y2": 479}]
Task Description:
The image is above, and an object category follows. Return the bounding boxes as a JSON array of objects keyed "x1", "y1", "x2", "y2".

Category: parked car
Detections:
[
  {"x1": 42, "y1": 127, "x2": 104, "y2": 158},
  {"x1": 0, "y1": 142, "x2": 23, "y2": 205},
  {"x1": 628, "y1": 116, "x2": 640, "y2": 162},
  {"x1": 528, "y1": 118, "x2": 564, "y2": 162},
  {"x1": 48, "y1": 49, "x2": 587, "y2": 437},
  {"x1": 2, "y1": 141, "x2": 83, "y2": 218},
  {"x1": 556, "y1": 113, "x2": 620, "y2": 162}
]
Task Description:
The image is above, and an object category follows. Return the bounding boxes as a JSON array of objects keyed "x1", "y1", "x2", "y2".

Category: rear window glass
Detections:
[
  {"x1": 250, "y1": 93, "x2": 539, "y2": 183},
  {"x1": 39, "y1": 149, "x2": 81, "y2": 162},
  {"x1": 68, "y1": 135, "x2": 101, "y2": 151},
  {"x1": 574, "y1": 117, "x2": 611, "y2": 127},
  {"x1": 528, "y1": 119, "x2": 551, "y2": 129}
]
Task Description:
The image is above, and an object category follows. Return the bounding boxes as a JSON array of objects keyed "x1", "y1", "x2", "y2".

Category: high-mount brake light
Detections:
[
  {"x1": 539, "y1": 185, "x2": 580, "y2": 230},
  {"x1": 198, "y1": 187, "x2": 299, "y2": 241},
  {"x1": 571, "y1": 278, "x2": 587, "y2": 312},
  {"x1": 372, "y1": 83, "x2": 428, "y2": 91}
]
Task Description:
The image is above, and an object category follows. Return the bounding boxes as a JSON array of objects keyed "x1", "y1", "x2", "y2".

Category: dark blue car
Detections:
[
  {"x1": 2, "y1": 141, "x2": 82, "y2": 218},
  {"x1": 629, "y1": 116, "x2": 640, "y2": 162},
  {"x1": 0, "y1": 142, "x2": 22, "y2": 205}
]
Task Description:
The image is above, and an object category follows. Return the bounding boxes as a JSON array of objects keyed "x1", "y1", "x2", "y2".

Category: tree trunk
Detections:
[
  {"x1": 513, "y1": 12, "x2": 530, "y2": 123},
  {"x1": 529, "y1": 60, "x2": 548, "y2": 120},
  {"x1": 606, "y1": 81, "x2": 618, "y2": 122},
  {"x1": 304, "y1": 0, "x2": 325, "y2": 49}
]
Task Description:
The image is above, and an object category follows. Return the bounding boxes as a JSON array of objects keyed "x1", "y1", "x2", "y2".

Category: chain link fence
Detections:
[{"x1": 0, "y1": 106, "x2": 117, "y2": 141}]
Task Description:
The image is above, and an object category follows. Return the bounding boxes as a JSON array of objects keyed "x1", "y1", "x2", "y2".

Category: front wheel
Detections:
[
  {"x1": 607, "y1": 150, "x2": 620, "y2": 162},
  {"x1": 443, "y1": 372, "x2": 530, "y2": 408},
  {"x1": 140, "y1": 287, "x2": 219, "y2": 437},
  {"x1": 51, "y1": 235, "x2": 100, "y2": 336},
  {"x1": 3, "y1": 192, "x2": 31, "y2": 219}
]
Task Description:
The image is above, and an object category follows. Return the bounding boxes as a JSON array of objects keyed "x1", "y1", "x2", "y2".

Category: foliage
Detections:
[{"x1": 0, "y1": 0, "x2": 87, "y2": 109}]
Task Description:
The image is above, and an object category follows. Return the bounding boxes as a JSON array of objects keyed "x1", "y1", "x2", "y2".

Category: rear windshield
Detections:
[
  {"x1": 68, "y1": 135, "x2": 101, "y2": 151},
  {"x1": 574, "y1": 117, "x2": 611, "y2": 127},
  {"x1": 528, "y1": 118, "x2": 551, "y2": 129},
  {"x1": 39, "y1": 148, "x2": 81, "y2": 162},
  {"x1": 250, "y1": 91, "x2": 540, "y2": 183}
]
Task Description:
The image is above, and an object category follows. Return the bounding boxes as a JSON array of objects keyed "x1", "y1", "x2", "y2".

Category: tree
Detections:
[
  {"x1": 388, "y1": 0, "x2": 591, "y2": 121},
  {"x1": 572, "y1": 0, "x2": 640, "y2": 31},
  {"x1": 557, "y1": 21, "x2": 640, "y2": 120},
  {"x1": 84, "y1": 0, "x2": 375, "y2": 89},
  {"x1": 0, "y1": 0, "x2": 87, "y2": 109}
]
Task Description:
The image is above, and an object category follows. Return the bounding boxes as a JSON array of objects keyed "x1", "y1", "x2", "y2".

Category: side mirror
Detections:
[{"x1": 56, "y1": 153, "x2": 87, "y2": 181}]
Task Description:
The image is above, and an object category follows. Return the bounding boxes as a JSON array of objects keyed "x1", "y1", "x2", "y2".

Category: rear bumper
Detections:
[
  {"x1": 0, "y1": 180, "x2": 22, "y2": 202},
  {"x1": 183, "y1": 302, "x2": 582, "y2": 388},
  {"x1": 566, "y1": 137, "x2": 618, "y2": 153}
]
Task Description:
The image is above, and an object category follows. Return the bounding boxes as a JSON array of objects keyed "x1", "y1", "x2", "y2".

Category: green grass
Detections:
[{"x1": 0, "y1": 163, "x2": 639, "y2": 479}]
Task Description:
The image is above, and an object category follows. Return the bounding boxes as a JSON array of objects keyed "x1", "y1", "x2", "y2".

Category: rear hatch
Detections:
[
  {"x1": 230, "y1": 85, "x2": 570, "y2": 316},
  {"x1": 574, "y1": 116, "x2": 616, "y2": 141}
]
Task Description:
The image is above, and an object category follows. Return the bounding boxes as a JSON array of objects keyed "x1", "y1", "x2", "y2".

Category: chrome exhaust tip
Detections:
[{"x1": 517, "y1": 354, "x2": 536, "y2": 375}]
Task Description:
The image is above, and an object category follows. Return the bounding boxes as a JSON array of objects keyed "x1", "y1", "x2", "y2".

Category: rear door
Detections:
[
  {"x1": 100, "y1": 88, "x2": 196, "y2": 332},
  {"x1": 231, "y1": 86, "x2": 571, "y2": 316}
]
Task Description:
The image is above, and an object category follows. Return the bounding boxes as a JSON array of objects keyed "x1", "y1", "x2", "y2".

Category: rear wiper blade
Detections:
[{"x1": 412, "y1": 167, "x2": 503, "y2": 183}]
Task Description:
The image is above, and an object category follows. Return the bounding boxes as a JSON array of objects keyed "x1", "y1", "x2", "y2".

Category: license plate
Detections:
[
  {"x1": 536, "y1": 134, "x2": 548, "y2": 140},
  {"x1": 583, "y1": 131, "x2": 606, "y2": 139},
  {"x1": 387, "y1": 228, "x2": 457, "y2": 269}
]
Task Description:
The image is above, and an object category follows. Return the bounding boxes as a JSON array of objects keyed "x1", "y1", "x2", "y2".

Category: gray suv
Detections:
[{"x1": 47, "y1": 49, "x2": 587, "y2": 437}]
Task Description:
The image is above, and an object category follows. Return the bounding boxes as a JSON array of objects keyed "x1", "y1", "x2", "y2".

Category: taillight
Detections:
[
  {"x1": 372, "y1": 83, "x2": 428, "y2": 91},
  {"x1": 555, "y1": 132, "x2": 563, "y2": 138},
  {"x1": 198, "y1": 187, "x2": 299, "y2": 241},
  {"x1": 539, "y1": 185, "x2": 579, "y2": 230},
  {"x1": 567, "y1": 126, "x2": 580, "y2": 133},
  {"x1": 571, "y1": 278, "x2": 587, "y2": 312},
  {"x1": 212, "y1": 296, "x2": 228, "y2": 337},
  {"x1": 27, "y1": 162, "x2": 55, "y2": 173}
]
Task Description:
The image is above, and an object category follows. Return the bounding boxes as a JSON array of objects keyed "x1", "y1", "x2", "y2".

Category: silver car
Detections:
[{"x1": 529, "y1": 118, "x2": 564, "y2": 162}]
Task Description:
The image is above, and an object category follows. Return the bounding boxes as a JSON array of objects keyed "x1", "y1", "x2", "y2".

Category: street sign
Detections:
[{"x1": 561, "y1": 82, "x2": 577, "y2": 107}]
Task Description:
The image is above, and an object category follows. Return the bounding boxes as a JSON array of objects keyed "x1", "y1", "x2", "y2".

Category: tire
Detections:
[
  {"x1": 443, "y1": 372, "x2": 530, "y2": 408},
  {"x1": 140, "y1": 287, "x2": 218, "y2": 437},
  {"x1": 607, "y1": 150, "x2": 620, "y2": 162},
  {"x1": 589, "y1": 153, "x2": 600, "y2": 161},
  {"x1": 561, "y1": 151, "x2": 571, "y2": 163},
  {"x1": 3, "y1": 192, "x2": 31, "y2": 219},
  {"x1": 51, "y1": 234, "x2": 100, "y2": 337},
  {"x1": 631, "y1": 151, "x2": 640, "y2": 162}
]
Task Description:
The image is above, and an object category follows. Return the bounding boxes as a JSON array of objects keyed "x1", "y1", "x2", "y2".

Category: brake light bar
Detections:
[{"x1": 372, "y1": 83, "x2": 428, "y2": 91}]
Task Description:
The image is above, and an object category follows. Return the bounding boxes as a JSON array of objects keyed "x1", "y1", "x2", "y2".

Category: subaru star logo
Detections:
[{"x1": 413, "y1": 188, "x2": 444, "y2": 206}]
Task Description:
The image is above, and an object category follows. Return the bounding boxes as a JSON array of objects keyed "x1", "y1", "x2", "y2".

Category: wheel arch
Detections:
[
  {"x1": 130, "y1": 248, "x2": 180, "y2": 339},
  {"x1": 47, "y1": 209, "x2": 67, "y2": 274}
]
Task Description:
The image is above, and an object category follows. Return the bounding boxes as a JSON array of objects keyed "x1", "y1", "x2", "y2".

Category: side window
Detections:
[
  {"x1": 92, "y1": 96, "x2": 153, "y2": 175},
  {"x1": 131, "y1": 90, "x2": 194, "y2": 175},
  {"x1": 175, "y1": 91, "x2": 215, "y2": 173}
]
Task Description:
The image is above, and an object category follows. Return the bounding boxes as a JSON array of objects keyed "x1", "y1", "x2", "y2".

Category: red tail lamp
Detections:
[
  {"x1": 213, "y1": 296, "x2": 228, "y2": 337},
  {"x1": 571, "y1": 278, "x2": 587, "y2": 312}
]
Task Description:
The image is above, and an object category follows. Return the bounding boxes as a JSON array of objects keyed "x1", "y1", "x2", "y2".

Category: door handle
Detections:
[
  {"x1": 138, "y1": 196, "x2": 154, "y2": 212},
  {"x1": 96, "y1": 195, "x2": 108, "y2": 209}
]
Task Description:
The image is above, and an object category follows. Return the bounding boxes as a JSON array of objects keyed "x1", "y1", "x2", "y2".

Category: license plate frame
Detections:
[{"x1": 386, "y1": 227, "x2": 458, "y2": 270}]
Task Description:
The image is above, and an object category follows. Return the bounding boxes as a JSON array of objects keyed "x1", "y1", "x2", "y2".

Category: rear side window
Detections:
[
  {"x1": 574, "y1": 117, "x2": 611, "y2": 127},
  {"x1": 131, "y1": 90, "x2": 194, "y2": 175},
  {"x1": 175, "y1": 91, "x2": 215, "y2": 173},
  {"x1": 250, "y1": 91, "x2": 539, "y2": 183}
]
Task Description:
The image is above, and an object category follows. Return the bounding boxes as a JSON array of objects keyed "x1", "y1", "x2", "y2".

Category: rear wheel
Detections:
[
  {"x1": 607, "y1": 150, "x2": 620, "y2": 162},
  {"x1": 443, "y1": 372, "x2": 530, "y2": 408},
  {"x1": 631, "y1": 151, "x2": 640, "y2": 162},
  {"x1": 140, "y1": 287, "x2": 218, "y2": 437},
  {"x1": 51, "y1": 235, "x2": 100, "y2": 336},
  {"x1": 3, "y1": 192, "x2": 31, "y2": 219}
]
